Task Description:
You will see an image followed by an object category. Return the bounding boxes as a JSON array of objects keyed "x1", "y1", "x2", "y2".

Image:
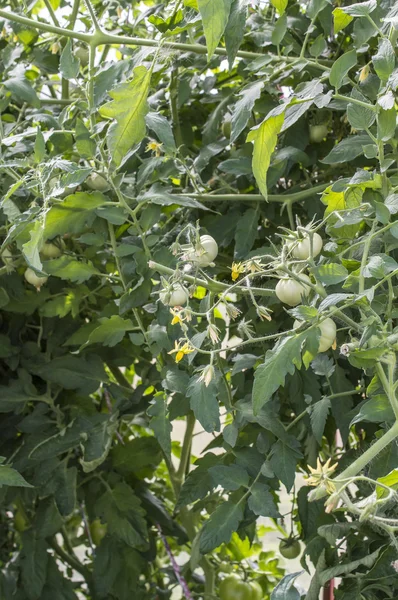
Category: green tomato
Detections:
[
  {"x1": 293, "y1": 317, "x2": 336, "y2": 353},
  {"x1": 218, "y1": 562, "x2": 234, "y2": 573},
  {"x1": 275, "y1": 274, "x2": 311, "y2": 306},
  {"x1": 14, "y1": 510, "x2": 29, "y2": 532},
  {"x1": 219, "y1": 575, "x2": 263, "y2": 600},
  {"x1": 24, "y1": 267, "x2": 48, "y2": 290},
  {"x1": 40, "y1": 241, "x2": 63, "y2": 259},
  {"x1": 279, "y1": 539, "x2": 301, "y2": 559},
  {"x1": 90, "y1": 519, "x2": 107, "y2": 545},
  {"x1": 74, "y1": 46, "x2": 89, "y2": 66},
  {"x1": 309, "y1": 124, "x2": 328, "y2": 143},
  {"x1": 222, "y1": 117, "x2": 232, "y2": 138}
]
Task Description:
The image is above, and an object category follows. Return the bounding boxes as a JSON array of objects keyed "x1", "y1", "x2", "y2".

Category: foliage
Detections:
[{"x1": 0, "y1": 0, "x2": 397, "y2": 599}]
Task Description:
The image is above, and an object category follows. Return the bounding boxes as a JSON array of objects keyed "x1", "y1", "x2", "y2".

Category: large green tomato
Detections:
[
  {"x1": 279, "y1": 539, "x2": 301, "y2": 559},
  {"x1": 219, "y1": 576, "x2": 263, "y2": 600}
]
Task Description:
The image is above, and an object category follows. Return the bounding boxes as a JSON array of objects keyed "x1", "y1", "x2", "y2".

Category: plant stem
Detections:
[
  {"x1": 359, "y1": 222, "x2": 377, "y2": 293},
  {"x1": 333, "y1": 93, "x2": 377, "y2": 112},
  {"x1": 376, "y1": 362, "x2": 398, "y2": 420},
  {"x1": 176, "y1": 413, "x2": 196, "y2": 482},
  {"x1": 180, "y1": 183, "x2": 329, "y2": 204}
]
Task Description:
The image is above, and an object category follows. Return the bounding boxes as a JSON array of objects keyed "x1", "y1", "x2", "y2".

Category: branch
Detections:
[{"x1": 178, "y1": 183, "x2": 329, "y2": 204}]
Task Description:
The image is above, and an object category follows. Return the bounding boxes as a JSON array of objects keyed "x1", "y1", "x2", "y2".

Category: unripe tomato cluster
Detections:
[
  {"x1": 275, "y1": 274, "x2": 311, "y2": 307},
  {"x1": 187, "y1": 234, "x2": 218, "y2": 267},
  {"x1": 219, "y1": 575, "x2": 263, "y2": 600}
]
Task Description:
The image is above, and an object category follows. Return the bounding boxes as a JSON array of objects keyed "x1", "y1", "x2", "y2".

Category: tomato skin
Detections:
[
  {"x1": 249, "y1": 581, "x2": 263, "y2": 600},
  {"x1": 159, "y1": 283, "x2": 189, "y2": 307},
  {"x1": 294, "y1": 318, "x2": 336, "y2": 352},
  {"x1": 86, "y1": 173, "x2": 110, "y2": 192},
  {"x1": 279, "y1": 539, "x2": 301, "y2": 559},
  {"x1": 40, "y1": 241, "x2": 63, "y2": 259},
  {"x1": 275, "y1": 274, "x2": 311, "y2": 306},
  {"x1": 14, "y1": 510, "x2": 29, "y2": 532},
  {"x1": 90, "y1": 519, "x2": 107, "y2": 545},
  {"x1": 309, "y1": 124, "x2": 328, "y2": 143},
  {"x1": 187, "y1": 235, "x2": 218, "y2": 267},
  {"x1": 289, "y1": 232, "x2": 323, "y2": 259},
  {"x1": 218, "y1": 562, "x2": 234, "y2": 573},
  {"x1": 74, "y1": 46, "x2": 89, "y2": 66},
  {"x1": 222, "y1": 117, "x2": 232, "y2": 138},
  {"x1": 24, "y1": 268, "x2": 48, "y2": 290},
  {"x1": 219, "y1": 576, "x2": 254, "y2": 600}
]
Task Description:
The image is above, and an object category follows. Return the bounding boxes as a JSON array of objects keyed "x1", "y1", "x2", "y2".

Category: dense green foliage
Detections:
[{"x1": 0, "y1": 0, "x2": 397, "y2": 598}]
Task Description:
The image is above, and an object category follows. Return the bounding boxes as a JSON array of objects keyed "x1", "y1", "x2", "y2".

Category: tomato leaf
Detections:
[{"x1": 247, "y1": 112, "x2": 284, "y2": 200}]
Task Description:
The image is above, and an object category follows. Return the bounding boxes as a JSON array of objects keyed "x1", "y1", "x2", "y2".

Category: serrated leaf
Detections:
[
  {"x1": 99, "y1": 66, "x2": 151, "y2": 167},
  {"x1": 248, "y1": 482, "x2": 280, "y2": 517},
  {"x1": 60, "y1": 39, "x2": 79, "y2": 80},
  {"x1": 148, "y1": 396, "x2": 172, "y2": 458},
  {"x1": 329, "y1": 50, "x2": 357, "y2": 90},
  {"x1": 310, "y1": 397, "x2": 331, "y2": 443},
  {"x1": 96, "y1": 482, "x2": 148, "y2": 549},
  {"x1": 253, "y1": 330, "x2": 309, "y2": 414},
  {"x1": 234, "y1": 207, "x2": 258, "y2": 258},
  {"x1": 373, "y1": 39, "x2": 395, "y2": 81},
  {"x1": 225, "y1": 0, "x2": 249, "y2": 67},
  {"x1": 377, "y1": 107, "x2": 396, "y2": 142},
  {"x1": 43, "y1": 256, "x2": 99, "y2": 283},
  {"x1": 209, "y1": 464, "x2": 249, "y2": 490},
  {"x1": 199, "y1": 500, "x2": 244, "y2": 553},
  {"x1": 75, "y1": 118, "x2": 96, "y2": 158},
  {"x1": 347, "y1": 90, "x2": 376, "y2": 131},
  {"x1": 22, "y1": 220, "x2": 44, "y2": 272},
  {"x1": 34, "y1": 127, "x2": 46, "y2": 163},
  {"x1": 0, "y1": 464, "x2": 32, "y2": 488},
  {"x1": 197, "y1": 0, "x2": 233, "y2": 59},
  {"x1": 247, "y1": 112, "x2": 284, "y2": 200},
  {"x1": 187, "y1": 375, "x2": 220, "y2": 433},
  {"x1": 177, "y1": 454, "x2": 218, "y2": 507},
  {"x1": 313, "y1": 263, "x2": 348, "y2": 285},
  {"x1": 231, "y1": 81, "x2": 264, "y2": 142},
  {"x1": 269, "y1": 441, "x2": 302, "y2": 491},
  {"x1": 44, "y1": 192, "x2": 108, "y2": 237},
  {"x1": 85, "y1": 315, "x2": 134, "y2": 348}
]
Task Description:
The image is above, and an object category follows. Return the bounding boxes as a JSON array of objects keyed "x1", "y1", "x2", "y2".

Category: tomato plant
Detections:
[{"x1": 0, "y1": 0, "x2": 397, "y2": 599}]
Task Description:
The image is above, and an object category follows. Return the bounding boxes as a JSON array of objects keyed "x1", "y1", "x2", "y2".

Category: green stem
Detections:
[
  {"x1": 300, "y1": 15, "x2": 317, "y2": 59},
  {"x1": 0, "y1": 9, "x2": 92, "y2": 41},
  {"x1": 83, "y1": 0, "x2": 101, "y2": 30},
  {"x1": 176, "y1": 413, "x2": 196, "y2": 482},
  {"x1": 68, "y1": 0, "x2": 80, "y2": 30},
  {"x1": 180, "y1": 183, "x2": 329, "y2": 204},
  {"x1": 334, "y1": 93, "x2": 377, "y2": 112},
  {"x1": 359, "y1": 222, "x2": 377, "y2": 294},
  {"x1": 376, "y1": 362, "x2": 398, "y2": 421},
  {"x1": 43, "y1": 0, "x2": 60, "y2": 26},
  {"x1": 148, "y1": 260, "x2": 274, "y2": 297}
]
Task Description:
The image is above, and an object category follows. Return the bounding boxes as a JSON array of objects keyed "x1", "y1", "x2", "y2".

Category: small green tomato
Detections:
[
  {"x1": 24, "y1": 268, "x2": 48, "y2": 290},
  {"x1": 279, "y1": 538, "x2": 301, "y2": 559},
  {"x1": 275, "y1": 274, "x2": 311, "y2": 306},
  {"x1": 159, "y1": 283, "x2": 189, "y2": 307},
  {"x1": 309, "y1": 124, "x2": 328, "y2": 143},
  {"x1": 293, "y1": 318, "x2": 336, "y2": 352}
]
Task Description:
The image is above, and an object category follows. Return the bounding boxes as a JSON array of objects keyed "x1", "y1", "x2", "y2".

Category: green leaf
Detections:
[
  {"x1": 377, "y1": 108, "x2": 396, "y2": 142},
  {"x1": 34, "y1": 498, "x2": 63, "y2": 538},
  {"x1": 312, "y1": 263, "x2": 348, "y2": 285},
  {"x1": 177, "y1": 454, "x2": 218, "y2": 507},
  {"x1": 234, "y1": 207, "x2": 258, "y2": 258},
  {"x1": 248, "y1": 482, "x2": 280, "y2": 517},
  {"x1": 376, "y1": 468, "x2": 398, "y2": 498},
  {"x1": 373, "y1": 38, "x2": 395, "y2": 80},
  {"x1": 59, "y1": 39, "x2": 79, "y2": 80},
  {"x1": 96, "y1": 482, "x2": 148, "y2": 550},
  {"x1": 43, "y1": 256, "x2": 99, "y2": 283},
  {"x1": 99, "y1": 66, "x2": 151, "y2": 167},
  {"x1": 271, "y1": 572, "x2": 301, "y2": 600},
  {"x1": 199, "y1": 500, "x2": 244, "y2": 553},
  {"x1": 4, "y1": 76, "x2": 41, "y2": 108},
  {"x1": 231, "y1": 81, "x2": 264, "y2": 142},
  {"x1": 34, "y1": 127, "x2": 46, "y2": 163},
  {"x1": 83, "y1": 315, "x2": 134, "y2": 348},
  {"x1": 329, "y1": 50, "x2": 357, "y2": 90},
  {"x1": 187, "y1": 375, "x2": 220, "y2": 433},
  {"x1": 147, "y1": 395, "x2": 172, "y2": 458},
  {"x1": 363, "y1": 254, "x2": 398, "y2": 279},
  {"x1": 272, "y1": 13, "x2": 287, "y2": 46},
  {"x1": 347, "y1": 90, "x2": 376, "y2": 130},
  {"x1": 28, "y1": 355, "x2": 107, "y2": 395},
  {"x1": 333, "y1": 8, "x2": 353, "y2": 33},
  {"x1": 225, "y1": 0, "x2": 249, "y2": 67},
  {"x1": 75, "y1": 118, "x2": 96, "y2": 158},
  {"x1": 20, "y1": 532, "x2": 49, "y2": 600},
  {"x1": 269, "y1": 441, "x2": 302, "y2": 491},
  {"x1": 44, "y1": 192, "x2": 108, "y2": 237},
  {"x1": 271, "y1": 0, "x2": 288, "y2": 16},
  {"x1": 209, "y1": 464, "x2": 249, "y2": 491},
  {"x1": 146, "y1": 112, "x2": 176, "y2": 154},
  {"x1": 341, "y1": 0, "x2": 377, "y2": 16},
  {"x1": 197, "y1": 0, "x2": 233, "y2": 59},
  {"x1": 318, "y1": 548, "x2": 380, "y2": 586},
  {"x1": 310, "y1": 397, "x2": 331, "y2": 443},
  {"x1": 22, "y1": 220, "x2": 44, "y2": 272},
  {"x1": 0, "y1": 463, "x2": 32, "y2": 487},
  {"x1": 351, "y1": 395, "x2": 394, "y2": 425},
  {"x1": 247, "y1": 112, "x2": 284, "y2": 200},
  {"x1": 253, "y1": 331, "x2": 309, "y2": 413}
]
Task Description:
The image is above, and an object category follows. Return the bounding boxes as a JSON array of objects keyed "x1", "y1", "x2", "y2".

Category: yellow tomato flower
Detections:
[
  {"x1": 170, "y1": 309, "x2": 185, "y2": 326},
  {"x1": 168, "y1": 340, "x2": 194, "y2": 363},
  {"x1": 306, "y1": 457, "x2": 338, "y2": 495},
  {"x1": 146, "y1": 140, "x2": 163, "y2": 156},
  {"x1": 231, "y1": 262, "x2": 245, "y2": 281}
]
